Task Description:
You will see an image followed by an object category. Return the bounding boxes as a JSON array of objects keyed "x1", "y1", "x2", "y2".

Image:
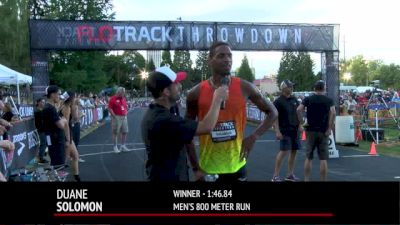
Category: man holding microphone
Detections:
[{"x1": 141, "y1": 66, "x2": 228, "y2": 181}]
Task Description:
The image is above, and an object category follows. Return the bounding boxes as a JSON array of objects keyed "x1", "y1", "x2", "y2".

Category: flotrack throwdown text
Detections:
[{"x1": 56, "y1": 189, "x2": 103, "y2": 212}]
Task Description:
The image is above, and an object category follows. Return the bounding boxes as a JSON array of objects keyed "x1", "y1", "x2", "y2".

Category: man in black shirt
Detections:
[
  {"x1": 297, "y1": 80, "x2": 336, "y2": 181},
  {"x1": 34, "y1": 98, "x2": 48, "y2": 164},
  {"x1": 42, "y1": 85, "x2": 69, "y2": 166},
  {"x1": 271, "y1": 80, "x2": 301, "y2": 182},
  {"x1": 141, "y1": 66, "x2": 228, "y2": 181}
]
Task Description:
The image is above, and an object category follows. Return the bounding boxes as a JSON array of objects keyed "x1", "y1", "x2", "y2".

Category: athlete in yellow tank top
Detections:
[{"x1": 186, "y1": 42, "x2": 278, "y2": 182}]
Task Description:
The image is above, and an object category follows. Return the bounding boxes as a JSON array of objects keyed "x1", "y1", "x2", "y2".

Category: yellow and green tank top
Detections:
[{"x1": 198, "y1": 77, "x2": 247, "y2": 174}]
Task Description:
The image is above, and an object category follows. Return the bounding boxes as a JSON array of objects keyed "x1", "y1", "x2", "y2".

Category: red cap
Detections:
[{"x1": 174, "y1": 72, "x2": 187, "y2": 83}]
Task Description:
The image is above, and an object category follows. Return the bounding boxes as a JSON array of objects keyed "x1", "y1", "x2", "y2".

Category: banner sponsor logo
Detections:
[
  {"x1": 32, "y1": 60, "x2": 48, "y2": 67},
  {"x1": 12, "y1": 132, "x2": 27, "y2": 156},
  {"x1": 18, "y1": 105, "x2": 34, "y2": 118},
  {"x1": 27, "y1": 130, "x2": 39, "y2": 150},
  {"x1": 30, "y1": 20, "x2": 338, "y2": 51}
]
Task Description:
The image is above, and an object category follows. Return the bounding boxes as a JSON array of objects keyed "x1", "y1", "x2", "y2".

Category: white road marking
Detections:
[
  {"x1": 80, "y1": 148, "x2": 145, "y2": 157},
  {"x1": 80, "y1": 139, "x2": 276, "y2": 148},
  {"x1": 256, "y1": 140, "x2": 277, "y2": 143},
  {"x1": 79, "y1": 143, "x2": 144, "y2": 147},
  {"x1": 341, "y1": 155, "x2": 379, "y2": 158}
]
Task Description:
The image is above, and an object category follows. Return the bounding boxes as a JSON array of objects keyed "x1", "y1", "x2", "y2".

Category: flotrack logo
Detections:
[
  {"x1": 12, "y1": 132, "x2": 27, "y2": 156},
  {"x1": 27, "y1": 131, "x2": 39, "y2": 150}
]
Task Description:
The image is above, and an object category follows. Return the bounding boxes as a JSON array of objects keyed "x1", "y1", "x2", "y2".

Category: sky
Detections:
[{"x1": 113, "y1": 0, "x2": 400, "y2": 79}]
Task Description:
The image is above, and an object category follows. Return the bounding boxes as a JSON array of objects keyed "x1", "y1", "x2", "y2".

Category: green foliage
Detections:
[
  {"x1": 40, "y1": 0, "x2": 115, "y2": 93},
  {"x1": 0, "y1": 0, "x2": 30, "y2": 74},
  {"x1": 146, "y1": 58, "x2": 156, "y2": 72},
  {"x1": 160, "y1": 50, "x2": 173, "y2": 67},
  {"x1": 277, "y1": 52, "x2": 317, "y2": 91},
  {"x1": 342, "y1": 56, "x2": 400, "y2": 89},
  {"x1": 377, "y1": 64, "x2": 400, "y2": 89},
  {"x1": 37, "y1": 0, "x2": 115, "y2": 20},
  {"x1": 347, "y1": 55, "x2": 369, "y2": 86},
  {"x1": 237, "y1": 55, "x2": 254, "y2": 82},
  {"x1": 195, "y1": 51, "x2": 210, "y2": 81},
  {"x1": 173, "y1": 50, "x2": 193, "y2": 90}
]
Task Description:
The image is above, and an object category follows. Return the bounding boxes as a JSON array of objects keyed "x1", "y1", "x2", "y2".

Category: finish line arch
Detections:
[{"x1": 29, "y1": 20, "x2": 339, "y2": 105}]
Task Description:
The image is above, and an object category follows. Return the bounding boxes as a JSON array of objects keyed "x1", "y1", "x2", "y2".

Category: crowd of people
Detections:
[
  {"x1": 338, "y1": 88, "x2": 400, "y2": 118},
  {"x1": 6, "y1": 41, "x2": 392, "y2": 183},
  {"x1": 0, "y1": 84, "x2": 117, "y2": 181}
]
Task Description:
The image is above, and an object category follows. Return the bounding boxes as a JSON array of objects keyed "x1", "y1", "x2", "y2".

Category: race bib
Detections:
[{"x1": 211, "y1": 121, "x2": 237, "y2": 143}]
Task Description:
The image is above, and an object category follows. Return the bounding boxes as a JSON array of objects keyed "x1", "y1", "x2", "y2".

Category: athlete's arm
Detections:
[
  {"x1": 108, "y1": 99, "x2": 116, "y2": 117},
  {"x1": 61, "y1": 106, "x2": 72, "y2": 144},
  {"x1": 273, "y1": 116, "x2": 283, "y2": 140},
  {"x1": 241, "y1": 79, "x2": 278, "y2": 160},
  {"x1": 296, "y1": 104, "x2": 305, "y2": 125},
  {"x1": 326, "y1": 105, "x2": 336, "y2": 136},
  {"x1": 185, "y1": 85, "x2": 204, "y2": 180},
  {"x1": 196, "y1": 86, "x2": 227, "y2": 134}
]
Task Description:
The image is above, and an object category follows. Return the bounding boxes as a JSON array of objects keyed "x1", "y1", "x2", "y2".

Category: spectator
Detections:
[
  {"x1": 344, "y1": 95, "x2": 357, "y2": 115},
  {"x1": 34, "y1": 98, "x2": 48, "y2": 164},
  {"x1": 60, "y1": 91, "x2": 81, "y2": 181},
  {"x1": 71, "y1": 93, "x2": 85, "y2": 163},
  {"x1": 42, "y1": 85, "x2": 69, "y2": 167},
  {"x1": 108, "y1": 87, "x2": 129, "y2": 153},
  {"x1": 2, "y1": 102, "x2": 15, "y2": 122},
  {"x1": 297, "y1": 80, "x2": 335, "y2": 181},
  {"x1": 0, "y1": 139, "x2": 15, "y2": 182}
]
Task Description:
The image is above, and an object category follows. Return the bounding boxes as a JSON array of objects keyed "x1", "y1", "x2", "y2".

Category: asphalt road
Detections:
[{"x1": 77, "y1": 107, "x2": 400, "y2": 181}]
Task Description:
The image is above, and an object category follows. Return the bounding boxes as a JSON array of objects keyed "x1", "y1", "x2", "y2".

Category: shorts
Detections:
[
  {"x1": 112, "y1": 115, "x2": 128, "y2": 134},
  {"x1": 306, "y1": 131, "x2": 329, "y2": 160},
  {"x1": 216, "y1": 165, "x2": 247, "y2": 182},
  {"x1": 280, "y1": 131, "x2": 301, "y2": 151},
  {"x1": 48, "y1": 142, "x2": 65, "y2": 166},
  {"x1": 71, "y1": 122, "x2": 81, "y2": 147}
]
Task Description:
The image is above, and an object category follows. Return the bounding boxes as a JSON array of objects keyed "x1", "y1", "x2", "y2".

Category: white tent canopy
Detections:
[{"x1": 0, "y1": 64, "x2": 32, "y2": 104}]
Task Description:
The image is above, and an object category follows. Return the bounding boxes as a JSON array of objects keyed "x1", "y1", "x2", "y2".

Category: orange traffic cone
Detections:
[
  {"x1": 368, "y1": 142, "x2": 378, "y2": 155},
  {"x1": 301, "y1": 130, "x2": 306, "y2": 141}
]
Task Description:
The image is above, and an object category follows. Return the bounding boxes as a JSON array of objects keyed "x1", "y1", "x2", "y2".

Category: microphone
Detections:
[{"x1": 220, "y1": 77, "x2": 229, "y2": 109}]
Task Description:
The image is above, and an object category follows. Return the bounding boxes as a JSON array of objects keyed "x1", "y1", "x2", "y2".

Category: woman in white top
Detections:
[{"x1": 344, "y1": 95, "x2": 357, "y2": 115}]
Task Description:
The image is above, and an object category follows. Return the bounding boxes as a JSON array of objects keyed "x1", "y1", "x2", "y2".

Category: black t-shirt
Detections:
[
  {"x1": 2, "y1": 111, "x2": 14, "y2": 122},
  {"x1": 34, "y1": 108, "x2": 45, "y2": 132},
  {"x1": 302, "y1": 94, "x2": 334, "y2": 132},
  {"x1": 274, "y1": 95, "x2": 299, "y2": 133},
  {"x1": 141, "y1": 103, "x2": 198, "y2": 181},
  {"x1": 42, "y1": 103, "x2": 65, "y2": 144}
]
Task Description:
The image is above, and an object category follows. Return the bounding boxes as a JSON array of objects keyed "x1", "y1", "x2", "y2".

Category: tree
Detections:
[
  {"x1": 277, "y1": 52, "x2": 317, "y2": 91},
  {"x1": 347, "y1": 55, "x2": 368, "y2": 86},
  {"x1": 40, "y1": 0, "x2": 115, "y2": 93},
  {"x1": 0, "y1": 0, "x2": 30, "y2": 74},
  {"x1": 195, "y1": 51, "x2": 210, "y2": 81},
  {"x1": 146, "y1": 58, "x2": 156, "y2": 72},
  {"x1": 237, "y1": 55, "x2": 254, "y2": 83},
  {"x1": 367, "y1": 60, "x2": 383, "y2": 83},
  {"x1": 160, "y1": 50, "x2": 173, "y2": 67},
  {"x1": 377, "y1": 64, "x2": 400, "y2": 89},
  {"x1": 173, "y1": 50, "x2": 193, "y2": 90}
]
